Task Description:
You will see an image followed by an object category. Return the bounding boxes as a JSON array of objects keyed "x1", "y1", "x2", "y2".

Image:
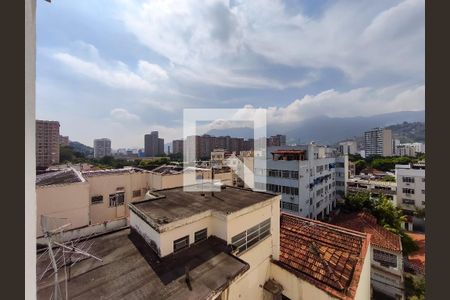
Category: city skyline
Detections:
[{"x1": 36, "y1": 0, "x2": 424, "y2": 148}]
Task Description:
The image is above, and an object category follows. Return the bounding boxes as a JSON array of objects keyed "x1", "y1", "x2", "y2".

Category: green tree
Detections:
[
  {"x1": 60, "y1": 145, "x2": 75, "y2": 162},
  {"x1": 382, "y1": 175, "x2": 396, "y2": 182},
  {"x1": 354, "y1": 160, "x2": 367, "y2": 175},
  {"x1": 405, "y1": 274, "x2": 425, "y2": 300},
  {"x1": 344, "y1": 191, "x2": 373, "y2": 212},
  {"x1": 372, "y1": 196, "x2": 406, "y2": 232}
]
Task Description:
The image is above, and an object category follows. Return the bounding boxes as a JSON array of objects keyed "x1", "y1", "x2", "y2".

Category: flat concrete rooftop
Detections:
[
  {"x1": 131, "y1": 186, "x2": 276, "y2": 228},
  {"x1": 37, "y1": 229, "x2": 248, "y2": 300}
]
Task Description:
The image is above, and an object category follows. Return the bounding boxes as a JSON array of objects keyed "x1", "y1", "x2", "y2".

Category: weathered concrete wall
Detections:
[
  {"x1": 36, "y1": 182, "x2": 90, "y2": 237},
  {"x1": 87, "y1": 172, "x2": 150, "y2": 224}
]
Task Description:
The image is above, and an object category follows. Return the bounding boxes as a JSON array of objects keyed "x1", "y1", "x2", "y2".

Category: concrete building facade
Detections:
[
  {"x1": 338, "y1": 140, "x2": 358, "y2": 155},
  {"x1": 36, "y1": 120, "x2": 60, "y2": 167},
  {"x1": 93, "y1": 138, "x2": 111, "y2": 158},
  {"x1": 364, "y1": 128, "x2": 393, "y2": 157},
  {"x1": 36, "y1": 168, "x2": 90, "y2": 237},
  {"x1": 267, "y1": 134, "x2": 287, "y2": 147},
  {"x1": 347, "y1": 178, "x2": 397, "y2": 204},
  {"x1": 82, "y1": 168, "x2": 151, "y2": 225},
  {"x1": 396, "y1": 144, "x2": 417, "y2": 157},
  {"x1": 172, "y1": 139, "x2": 183, "y2": 154},
  {"x1": 144, "y1": 131, "x2": 164, "y2": 157},
  {"x1": 335, "y1": 155, "x2": 349, "y2": 197},
  {"x1": 395, "y1": 163, "x2": 425, "y2": 213},
  {"x1": 254, "y1": 144, "x2": 338, "y2": 220}
]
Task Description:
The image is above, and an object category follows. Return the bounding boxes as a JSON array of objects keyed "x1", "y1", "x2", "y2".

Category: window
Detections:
[
  {"x1": 402, "y1": 198, "x2": 415, "y2": 205},
  {"x1": 173, "y1": 235, "x2": 189, "y2": 252},
  {"x1": 373, "y1": 249, "x2": 397, "y2": 268},
  {"x1": 116, "y1": 192, "x2": 125, "y2": 205},
  {"x1": 109, "y1": 192, "x2": 125, "y2": 207},
  {"x1": 231, "y1": 219, "x2": 271, "y2": 254},
  {"x1": 290, "y1": 171, "x2": 299, "y2": 179},
  {"x1": 194, "y1": 228, "x2": 207, "y2": 243},
  {"x1": 421, "y1": 189, "x2": 425, "y2": 194},
  {"x1": 282, "y1": 170, "x2": 290, "y2": 178},
  {"x1": 91, "y1": 195, "x2": 103, "y2": 204},
  {"x1": 403, "y1": 188, "x2": 415, "y2": 195},
  {"x1": 402, "y1": 177, "x2": 415, "y2": 183},
  {"x1": 132, "y1": 190, "x2": 141, "y2": 198},
  {"x1": 282, "y1": 201, "x2": 299, "y2": 212}
]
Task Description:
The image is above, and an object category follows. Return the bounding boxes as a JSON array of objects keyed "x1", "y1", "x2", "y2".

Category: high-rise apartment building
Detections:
[
  {"x1": 254, "y1": 144, "x2": 341, "y2": 220},
  {"x1": 144, "y1": 131, "x2": 164, "y2": 157},
  {"x1": 267, "y1": 134, "x2": 286, "y2": 147},
  {"x1": 93, "y1": 138, "x2": 112, "y2": 158},
  {"x1": 364, "y1": 128, "x2": 393, "y2": 157},
  {"x1": 183, "y1": 134, "x2": 279, "y2": 160},
  {"x1": 36, "y1": 120, "x2": 60, "y2": 167},
  {"x1": 172, "y1": 139, "x2": 184, "y2": 155}
]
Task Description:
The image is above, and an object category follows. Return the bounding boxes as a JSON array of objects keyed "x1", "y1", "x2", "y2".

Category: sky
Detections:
[{"x1": 36, "y1": 0, "x2": 424, "y2": 149}]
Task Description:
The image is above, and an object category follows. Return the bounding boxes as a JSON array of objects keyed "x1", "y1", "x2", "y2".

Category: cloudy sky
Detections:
[{"x1": 36, "y1": 0, "x2": 424, "y2": 148}]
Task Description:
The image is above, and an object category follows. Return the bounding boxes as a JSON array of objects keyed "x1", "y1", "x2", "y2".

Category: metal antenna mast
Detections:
[{"x1": 39, "y1": 215, "x2": 103, "y2": 300}]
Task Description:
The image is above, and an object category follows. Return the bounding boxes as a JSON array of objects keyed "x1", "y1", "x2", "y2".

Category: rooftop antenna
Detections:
[{"x1": 38, "y1": 215, "x2": 103, "y2": 300}]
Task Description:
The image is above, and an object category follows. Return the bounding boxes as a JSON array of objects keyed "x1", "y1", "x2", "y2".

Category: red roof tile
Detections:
[
  {"x1": 277, "y1": 214, "x2": 370, "y2": 300},
  {"x1": 332, "y1": 212, "x2": 402, "y2": 253}
]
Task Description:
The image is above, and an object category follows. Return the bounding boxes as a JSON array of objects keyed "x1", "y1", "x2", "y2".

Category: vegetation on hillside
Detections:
[{"x1": 387, "y1": 121, "x2": 425, "y2": 143}]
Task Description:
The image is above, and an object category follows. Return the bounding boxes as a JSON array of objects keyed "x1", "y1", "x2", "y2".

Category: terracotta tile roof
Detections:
[
  {"x1": 332, "y1": 212, "x2": 402, "y2": 253},
  {"x1": 276, "y1": 214, "x2": 370, "y2": 300}
]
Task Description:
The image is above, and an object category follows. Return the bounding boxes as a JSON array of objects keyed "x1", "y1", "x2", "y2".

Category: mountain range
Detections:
[{"x1": 206, "y1": 110, "x2": 425, "y2": 145}]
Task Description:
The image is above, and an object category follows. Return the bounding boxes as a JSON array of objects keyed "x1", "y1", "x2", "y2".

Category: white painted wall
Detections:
[
  {"x1": 25, "y1": 0, "x2": 36, "y2": 298},
  {"x1": 354, "y1": 244, "x2": 372, "y2": 300}
]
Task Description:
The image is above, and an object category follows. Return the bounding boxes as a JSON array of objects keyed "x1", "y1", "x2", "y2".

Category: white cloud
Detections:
[
  {"x1": 265, "y1": 84, "x2": 425, "y2": 124},
  {"x1": 52, "y1": 42, "x2": 171, "y2": 93},
  {"x1": 54, "y1": 52, "x2": 156, "y2": 91},
  {"x1": 117, "y1": 0, "x2": 424, "y2": 83},
  {"x1": 110, "y1": 108, "x2": 140, "y2": 121},
  {"x1": 138, "y1": 60, "x2": 169, "y2": 81}
]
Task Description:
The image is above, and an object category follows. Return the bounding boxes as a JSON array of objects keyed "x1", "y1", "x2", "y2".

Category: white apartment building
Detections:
[
  {"x1": 396, "y1": 144, "x2": 417, "y2": 157},
  {"x1": 38, "y1": 185, "x2": 371, "y2": 300},
  {"x1": 347, "y1": 177, "x2": 397, "y2": 204},
  {"x1": 364, "y1": 128, "x2": 393, "y2": 157},
  {"x1": 395, "y1": 163, "x2": 426, "y2": 213},
  {"x1": 397, "y1": 142, "x2": 425, "y2": 155},
  {"x1": 338, "y1": 140, "x2": 358, "y2": 155},
  {"x1": 254, "y1": 144, "x2": 339, "y2": 220},
  {"x1": 410, "y1": 142, "x2": 425, "y2": 153},
  {"x1": 93, "y1": 138, "x2": 112, "y2": 158},
  {"x1": 335, "y1": 155, "x2": 349, "y2": 197}
]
